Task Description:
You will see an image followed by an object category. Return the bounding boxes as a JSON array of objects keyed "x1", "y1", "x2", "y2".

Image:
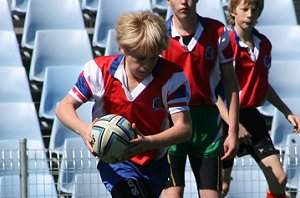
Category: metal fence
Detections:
[{"x1": 1, "y1": 139, "x2": 300, "y2": 198}]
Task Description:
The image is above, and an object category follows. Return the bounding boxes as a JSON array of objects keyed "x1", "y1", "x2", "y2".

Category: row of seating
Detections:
[
  {"x1": 1, "y1": 0, "x2": 300, "y2": 197},
  {"x1": 9, "y1": 0, "x2": 170, "y2": 14}
]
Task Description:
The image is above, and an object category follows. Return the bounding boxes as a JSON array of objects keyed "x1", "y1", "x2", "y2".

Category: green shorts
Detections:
[{"x1": 168, "y1": 104, "x2": 223, "y2": 157}]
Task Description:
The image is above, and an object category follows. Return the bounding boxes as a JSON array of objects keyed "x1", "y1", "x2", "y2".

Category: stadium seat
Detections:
[
  {"x1": 0, "y1": 139, "x2": 49, "y2": 176},
  {"x1": 0, "y1": 67, "x2": 32, "y2": 102},
  {"x1": 283, "y1": 133, "x2": 300, "y2": 189},
  {"x1": 104, "y1": 29, "x2": 121, "y2": 56},
  {"x1": 11, "y1": 0, "x2": 29, "y2": 13},
  {"x1": 257, "y1": 0, "x2": 297, "y2": 26},
  {"x1": 269, "y1": 61, "x2": 300, "y2": 99},
  {"x1": 0, "y1": 31, "x2": 23, "y2": 67},
  {"x1": 257, "y1": 60, "x2": 300, "y2": 117},
  {"x1": 39, "y1": 66, "x2": 83, "y2": 119},
  {"x1": 152, "y1": 0, "x2": 168, "y2": 11},
  {"x1": 270, "y1": 98, "x2": 300, "y2": 150},
  {"x1": 165, "y1": 0, "x2": 227, "y2": 25},
  {"x1": 0, "y1": 102, "x2": 44, "y2": 142},
  {"x1": 21, "y1": 0, "x2": 85, "y2": 49},
  {"x1": 257, "y1": 101, "x2": 275, "y2": 117},
  {"x1": 72, "y1": 173, "x2": 110, "y2": 198},
  {"x1": 226, "y1": 156, "x2": 267, "y2": 198},
  {"x1": 0, "y1": 0, "x2": 14, "y2": 31},
  {"x1": 256, "y1": 26, "x2": 300, "y2": 61},
  {"x1": 92, "y1": 0, "x2": 152, "y2": 48},
  {"x1": 29, "y1": 30, "x2": 93, "y2": 82},
  {"x1": 0, "y1": 174, "x2": 57, "y2": 197},
  {"x1": 49, "y1": 101, "x2": 94, "y2": 154},
  {"x1": 297, "y1": 180, "x2": 300, "y2": 198},
  {"x1": 81, "y1": 0, "x2": 99, "y2": 11},
  {"x1": 58, "y1": 138, "x2": 99, "y2": 193}
]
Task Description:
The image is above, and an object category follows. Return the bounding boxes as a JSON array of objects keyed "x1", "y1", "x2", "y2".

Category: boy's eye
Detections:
[
  {"x1": 137, "y1": 56, "x2": 146, "y2": 61},
  {"x1": 137, "y1": 56, "x2": 156, "y2": 61}
]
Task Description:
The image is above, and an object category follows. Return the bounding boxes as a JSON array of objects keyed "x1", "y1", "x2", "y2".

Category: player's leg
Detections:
[
  {"x1": 259, "y1": 154, "x2": 287, "y2": 197},
  {"x1": 189, "y1": 105, "x2": 223, "y2": 198},
  {"x1": 221, "y1": 159, "x2": 234, "y2": 197},
  {"x1": 189, "y1": 155, "x2": 222, "y2": 198},
  {"x1": 162, "y1": 154, "x2": 187, "y2": 198},
  {"x1": 220, "y1": 120, "x2": 234, "y2": 197},
  {"x1": 239, "y1": 109, "x2": 286, "y2": 198}
]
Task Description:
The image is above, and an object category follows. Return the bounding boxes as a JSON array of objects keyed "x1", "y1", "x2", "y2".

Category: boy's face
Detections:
[
  {"x1": 167, "y1": 0, "x2": 197, "y2": 19},
  {"x1": 125, "y1": 53, "x2": 158, "y2": 81},
  {"x1": 232, "y1": 0, "x2": 261, "y2": 30}
]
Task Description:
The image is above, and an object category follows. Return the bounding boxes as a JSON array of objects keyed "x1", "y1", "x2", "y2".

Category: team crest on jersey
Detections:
[
  {"x1": 263, "y1": 55, "x2": 271, "y2": 69},
  {"x1": 205, "y1": 46, "x2": 214, "y2": 60},
  {"x1": 152, "y1": 97, "x2": 164, "y2": 110}
]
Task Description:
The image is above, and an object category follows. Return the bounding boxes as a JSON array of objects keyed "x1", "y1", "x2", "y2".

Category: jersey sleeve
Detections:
[
  {"x1": 218, "y1": 26, "x2": 234, "y2": 65},
  {"x1": 69, "y1": 59, "x2": 105, "y2": 103},
  {"x1": 162, "y1": 71, "x2": 191, "y2": 114}
]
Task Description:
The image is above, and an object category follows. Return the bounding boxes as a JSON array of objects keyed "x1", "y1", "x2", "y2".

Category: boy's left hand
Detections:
[
  {"x1": 287, "y1": 114, "x2": 300, "y2": 133},
  {"x1": 124, "y1": 123, "x2": 150, "y2": 159}
]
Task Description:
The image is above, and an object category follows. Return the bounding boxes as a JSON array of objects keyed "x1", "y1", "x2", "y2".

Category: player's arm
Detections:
[
  {"x1": 127, "y1": 110, "x2": 192, "y2": 158},
  {"x1": 148, "y1": 110, "x2": 192, "y2": 148},
  {"x1": 266, "y1": 84, "x2": 300, "y2": 132},
  {"x1": 55, "y1": 94, "x2": 95, "y2": 152},
  {"x1": 220, "y1": 62, "x2": 240, "y2": 159}
]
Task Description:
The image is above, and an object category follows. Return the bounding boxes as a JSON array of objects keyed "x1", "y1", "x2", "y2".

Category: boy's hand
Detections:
[{"x1": 287, "y1": 114, "x2": 300, "y2": 133}]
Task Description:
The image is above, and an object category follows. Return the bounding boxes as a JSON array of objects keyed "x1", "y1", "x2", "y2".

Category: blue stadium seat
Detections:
[
  {"x1": 72, "y1": 173, "x2": 110, "y2": 198},
  {"x1": 81, "y1": 0, "x2": 99, "y2": 11},
  {"x1": 29, "y1": 30, "x2": 93, "y2": 82},
  {"x1": 104, "y1": 29, "x2": 121, "y2": 56},
  {"x1": 0, "y1": 31, "x2": 23, "y2": 67},
  {"x1": 257, "y1": 100, "x2": 275, "y2": 117},
  {"x1": 21, "y1": 0, "x2": 85, "y2": 49},
  {"x1": 257, "y1": 0, "x2": 297, "y2": 26},
  {"x1": 165, "y1": 0, "x2": 227, "y2": 25},
  {"x1": 39, "y1": 66, "x2": 83, "y2": 119},
  {"x1": 0, "y1": 174, "x2": 57, "y2": 197},
  {"x1": 11, "y1": 0, "x2": 29, "y2": 13},
  {"x1": 93, "y1": 0, "x2": 152, "y2": 48},
  {"x1": 49, "y1": 101, "x2": 94, "y2": 154},
  {"x1": 58, "y1": 138, "x2": 99, "y2": 193},
  {"x1": 0, "y1": 67, "x2": 32, "y2": 102},
  {"x1": 152, "y1": 0, "x2": 168, "y2": 11},
  {"x1": 0, "y1": 102, "x2": 44, "y2": 142},
  {"x1": 257, "y1": 60, "x2": 300, "y2": 117},
  {"x1": 0, "y1": 0, "x2": 14, "y2": 31},
  {"x1": 269, "y1": 61, "x2": 300, "y2": 99},
  {"x1": 0, "y1": 139, "x2": 49, "y2": 176},
  {"x1": 270, "y1": 98, "x2": 300, "y2": 150},
  {"x1": 256, "y1": 26, "x2": 300, "y2": 61},
  {"x1": 283, "y1": 133, "x2": 300, "y2": 189}
]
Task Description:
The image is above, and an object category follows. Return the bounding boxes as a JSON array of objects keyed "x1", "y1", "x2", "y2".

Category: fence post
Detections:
[{"x1": 20, "y1": 138, "x2": 28, "y2": 198}]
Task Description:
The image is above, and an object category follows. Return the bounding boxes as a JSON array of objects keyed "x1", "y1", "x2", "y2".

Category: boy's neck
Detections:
[
  {"x1": 234, "y1": 24, "x2": 253, "y2": 44},
  {"x1": 172, "y1": 14, "x2": 198, "y2": 36}
]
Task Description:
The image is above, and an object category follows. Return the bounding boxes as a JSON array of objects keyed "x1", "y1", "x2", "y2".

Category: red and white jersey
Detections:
[
  {"x1": 229, "y1": 28, "x2": 272, "y2": 109},
  {"x1": 163, "y1": 15, "x2": 234, "y2": 105},
  {"x1": 69, "y1": 54, "x2": 191, "y2": 165}
]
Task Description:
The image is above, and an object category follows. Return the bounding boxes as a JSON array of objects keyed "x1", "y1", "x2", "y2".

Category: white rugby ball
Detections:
[{"x1": 90, "y1": 114, "x2": 136, "y2": 163}]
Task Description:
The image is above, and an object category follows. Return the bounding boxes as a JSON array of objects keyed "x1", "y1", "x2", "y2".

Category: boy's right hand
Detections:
[{"x1": 238, "y1": 123, "x2": 253, "y2": 145}]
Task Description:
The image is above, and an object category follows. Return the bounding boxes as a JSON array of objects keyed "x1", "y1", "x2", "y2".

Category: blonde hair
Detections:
[
  {"x1": 227, "y1": 0, "x2": 264, "y2": 25},
  {"x1": 116, "y1": 10, "x2": 169, "y2": 57}
]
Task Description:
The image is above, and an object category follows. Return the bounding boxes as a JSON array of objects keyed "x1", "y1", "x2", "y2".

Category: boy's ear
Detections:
[{"x1": 120, "y1": 48, "x2": 125, "y2": 54}]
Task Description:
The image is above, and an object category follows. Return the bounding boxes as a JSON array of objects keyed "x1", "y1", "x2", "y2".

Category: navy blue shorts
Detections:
[{"x1": 97, "y1": 156, "x2": 169, "y2": 198}]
